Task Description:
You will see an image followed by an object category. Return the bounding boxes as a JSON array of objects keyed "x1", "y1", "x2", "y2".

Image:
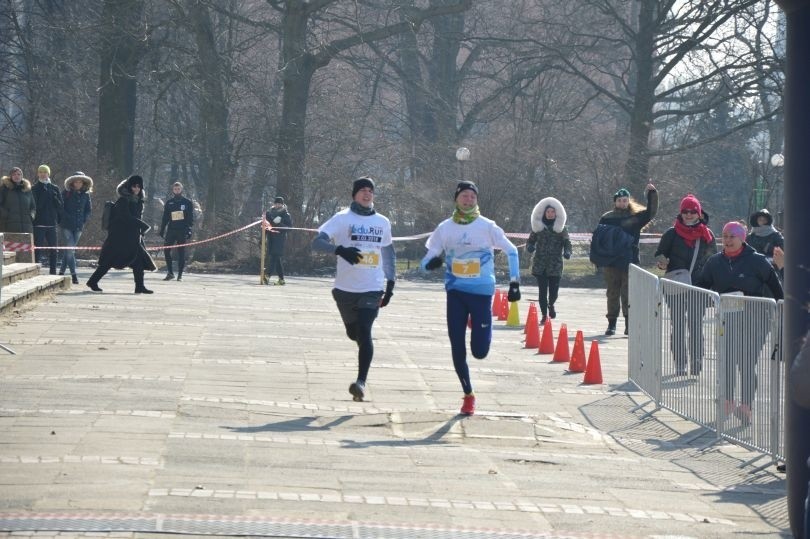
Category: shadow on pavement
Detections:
[{"x1": 579, "y1": 393, "x2": 788, "y2": 533}]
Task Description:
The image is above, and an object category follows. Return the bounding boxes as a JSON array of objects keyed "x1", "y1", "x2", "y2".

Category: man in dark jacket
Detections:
[
  {"x1": 264, "y1": 196, "x2": 293, "y2": 285},
  {"x1": 32, "y1": 164, "x2": 64, "y2": 274},
  {"x1": 159, "y1": 182, "x2": 194, "y2": 281}
]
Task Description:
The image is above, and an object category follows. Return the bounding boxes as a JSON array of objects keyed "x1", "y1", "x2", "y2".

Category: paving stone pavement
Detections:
[{"x1": 0, "y1": 271, "x2": 789, "y2": 538}]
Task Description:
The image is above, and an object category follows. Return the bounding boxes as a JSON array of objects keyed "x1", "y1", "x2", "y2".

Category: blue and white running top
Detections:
[{"x1": 421, "y1": 215, "x2": 519, "y2": 296}]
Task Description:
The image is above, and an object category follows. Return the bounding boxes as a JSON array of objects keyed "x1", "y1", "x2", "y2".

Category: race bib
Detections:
[
  {"x1": 451, "y1": 259, "x2": 481, "y2": 278},
  {"x1": 171, "y1": 210, "x2": 184, "y2": 221},
  {"x1": 358, "y1": 251, "x2": 380, "y2": 268}
]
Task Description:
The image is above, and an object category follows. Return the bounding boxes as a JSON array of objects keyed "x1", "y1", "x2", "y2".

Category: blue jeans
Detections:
[{"x1": 60, "y1": 228, "x2": 82, "y2": 275}]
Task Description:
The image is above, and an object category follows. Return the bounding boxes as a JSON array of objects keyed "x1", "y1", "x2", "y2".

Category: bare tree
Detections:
[{"x1": 97, "y1": 0, "x2": 145, "y2": 180}]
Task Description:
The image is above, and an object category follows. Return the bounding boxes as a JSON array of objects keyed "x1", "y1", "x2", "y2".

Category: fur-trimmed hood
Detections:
[
  {"x1": 749, "y1": 208, "x2": 773, "y2": 227},
  {"x1": 531, "y1": 197, "x2": 567, "y2": 233},
  {"x1": 1, "y1": 175, "x2": 32, "y2": 192},
  {"x1": 64, "y1": 172, "x2": 94, "y2": 193},
  {"x1": 117, "y1": 175, "x2": 145, "y2": 201}
]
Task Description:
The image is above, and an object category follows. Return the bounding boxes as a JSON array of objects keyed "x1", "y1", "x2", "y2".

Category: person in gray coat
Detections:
[
  {"x1": 0, "y1": 167, "x2": 36, "y2": 233},
  {"x1": 525, "y1": 197, "x2": 572, "y2": 324}
]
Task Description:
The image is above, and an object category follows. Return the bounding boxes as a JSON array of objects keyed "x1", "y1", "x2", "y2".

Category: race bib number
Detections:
[
  {"x1": 358, "y1": 251, "x2": 380, "y2": 268},
  {"x1": 451, "y1": 259, "x2": 481, "y2": 278},
  {"x1": 171, "y1": 210, "x2": 184, "y2": 221}
]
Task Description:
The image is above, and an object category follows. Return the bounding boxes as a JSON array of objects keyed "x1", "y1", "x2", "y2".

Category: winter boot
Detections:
[
  {"x1": 134, "y1": 269, "x2": 154, "y2": 294},
  {"x1": 605, "y1": 319, "x2": 617, "y2": 336}
]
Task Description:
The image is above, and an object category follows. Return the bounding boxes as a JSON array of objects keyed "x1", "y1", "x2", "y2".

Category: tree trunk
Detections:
[
  {"x1": 185, "y1": 1, "x2": 236, "y2": 261},
  {"x1": 623, "y1": 0, "x2": 656, "y2": 195},
  {"x1": 97, "y1": 0, "x2": 144, "y2": 180},
  {"x1": 275, "y1": 4, "x2": 314, "y2": 226}
]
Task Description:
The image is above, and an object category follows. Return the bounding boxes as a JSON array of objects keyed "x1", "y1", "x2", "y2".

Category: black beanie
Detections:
[
  {"x1": 352, "y1": 177, "x2": 375, "y2": 197},
  {"x1": 454, "y1": 180, "x2": 478, "y2": 200},
  {"x1": 274, "y1": 196, "x2": 284, "y2": 204}
]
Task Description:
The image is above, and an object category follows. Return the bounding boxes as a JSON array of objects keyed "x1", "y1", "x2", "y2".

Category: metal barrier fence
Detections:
[{"x1": 628, "y1": 264, "x2": 785, "y2": 466}]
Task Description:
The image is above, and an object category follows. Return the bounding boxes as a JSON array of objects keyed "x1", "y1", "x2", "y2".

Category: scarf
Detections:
[
  {"x1": 674, "y1": 218, "x2": 713, "y2": 248},
  {"x1": 350, "y1": 201, "x2": 375, "y2": 216},
  {"x1": 542, "y1": 216, "x2": 556, "y2": 230},
  {"x1": 723, "y1": 245, "x2": 744, "y2": 259},
  {"x1": 452, "y1": 204, "x2": 480, "y2": 225},
  {"x1": 751, "y1": 224, "x2": 777, "y2": 237}
]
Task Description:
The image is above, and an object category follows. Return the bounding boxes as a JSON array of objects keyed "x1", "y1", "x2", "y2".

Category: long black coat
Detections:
[{"x1": 97, "y1": 180, "x2": 156, "y2": 271}]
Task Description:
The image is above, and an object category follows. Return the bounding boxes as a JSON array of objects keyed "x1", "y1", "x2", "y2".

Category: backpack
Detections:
[{"x1": 101, "y1": 200, "x2": 115, "y2": 231}]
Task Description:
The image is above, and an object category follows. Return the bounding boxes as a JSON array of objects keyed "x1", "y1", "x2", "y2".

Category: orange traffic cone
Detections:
[
  {"x1": 524, "y1": 303, "x2": 537, "y2": 334},
  {"x1": 492, "y1": 289, "x2": 502, "y2": 318},
  {"x1": 498, "y1": 294, "x2": 508, "y2": 321},
  {"x1": 568, "y1": 331, "x2": 586, "y2": 372},
  {"x1": 538, "y1": 319, "x2": 555, "y2": 354},
  {"x1": 583, "y1": 340, "x2": 603, "y2": 384},
  {"x1": 525, "y1": 311, "x2": 540, "y2": 349},
  {"x1": 552, "y1": 324, "x2": 570, "y2": 362}
]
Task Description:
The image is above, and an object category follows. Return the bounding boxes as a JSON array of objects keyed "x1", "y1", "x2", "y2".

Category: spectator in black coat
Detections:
[
  {"x1": 32, "y1": 164, "x2": 64, "y2": 274},
  {"x1": 654, "y1": 194, "x2": 717, "y2": 375},
  {"x1": 264, "y1": 196, "x2": 293, "y2": 285},
  {"x1": 159, "y1": 182, "x2": 194, "y2": 281},
  {"x1": 696, "y1": 221, "x2": 783, "y2": 424},
  {"x1": 59, "y1": 172, "x2": 93, "y2": 284},
  {"x1": 747, "y1": 208, "x2": 784, "y2": 259},
  {"x1": 0, "y1": 167, "x2": 35, "y2": 233},
  {"x1": 86, "y1": 175, "x2": 156, "y2": 294}
]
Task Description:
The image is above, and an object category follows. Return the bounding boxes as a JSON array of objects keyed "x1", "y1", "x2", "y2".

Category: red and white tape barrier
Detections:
[{"x1": 3, "y1": 221, "x2": 664, "y2": 254}]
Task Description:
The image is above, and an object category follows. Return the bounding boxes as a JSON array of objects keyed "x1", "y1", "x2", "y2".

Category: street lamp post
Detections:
[
  {"x1": 770, "y1": 153, "x2": 785, "y2": 227},
  {"x1": 456, "y1": 147, "x2": 470, "y2": 180}
]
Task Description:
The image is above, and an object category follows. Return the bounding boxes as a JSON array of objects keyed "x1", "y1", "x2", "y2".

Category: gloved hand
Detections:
[
  {"x1": 425, "y1": 256, "x2": 443, "y2": 270},
  {"x1": 273, "y1": 216, "x2": 282, "y2": 224},
  {"x1": 380, "y1": 280, "x2": 395, "y2": 307},
  {"x1": 563, "y1": 250, "x2": 571, "y2": 260},
  {"x1": 335, "y1": 245, "x2": 362, "y2": 265},
  {"x1": 526, "y1": 243, "x2": 535, "y2": 253},
  {"x1": 507, "y1": 281, "x2": 521, "y2": 302}
]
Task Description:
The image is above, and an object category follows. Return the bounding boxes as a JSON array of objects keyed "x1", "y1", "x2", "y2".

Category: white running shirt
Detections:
[{"x1": 318, "y1": 208, "x2": 393, "y2": 293}]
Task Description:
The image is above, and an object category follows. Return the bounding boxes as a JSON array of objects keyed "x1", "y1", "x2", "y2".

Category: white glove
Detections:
[{"x1": 273, "y1": 216, "x2": 282, "y2": 224}]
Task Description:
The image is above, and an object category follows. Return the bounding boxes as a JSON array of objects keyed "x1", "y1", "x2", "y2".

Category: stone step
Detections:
[
  {"x1": 1, "y1": 263, "x2": 42, "y2": 287},
  {"x1": 0, "y1": 274, "x2": 71, "y2": 312},
  {"x1": 2, "y1": 250, "x2": 15, "y2": 263}
]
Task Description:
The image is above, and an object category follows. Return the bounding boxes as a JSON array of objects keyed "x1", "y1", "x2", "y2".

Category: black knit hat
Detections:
[
  {"x1": 352, "y1": 177, "x2": 375, "y2": 197},
  {"x1": 274, "y1": 196, "x2": 284, "y2": 204},
  {"x1": 454, "y1": 180, "x2": 478, "y2": 200}
]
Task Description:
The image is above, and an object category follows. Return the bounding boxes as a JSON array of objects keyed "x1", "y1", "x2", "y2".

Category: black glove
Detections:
[
  {"x1": 563, "y1": 251, "x2": 571, "y2": 260},
  {"x1": 526, "y1": 243, "x2": 535, "y2": 254},
  {"x1": 335, "y1": 245, "x2": 362, "y2": 265},
  {"x1": 425, "y1": 256, "x2": 443, "y2": 270},
  {"x1": 507, "y1": 282, "x2": 521, "y2": 302},
  {"x1": 380, "y1": 280, "x2": 395, "y2": 307}
]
